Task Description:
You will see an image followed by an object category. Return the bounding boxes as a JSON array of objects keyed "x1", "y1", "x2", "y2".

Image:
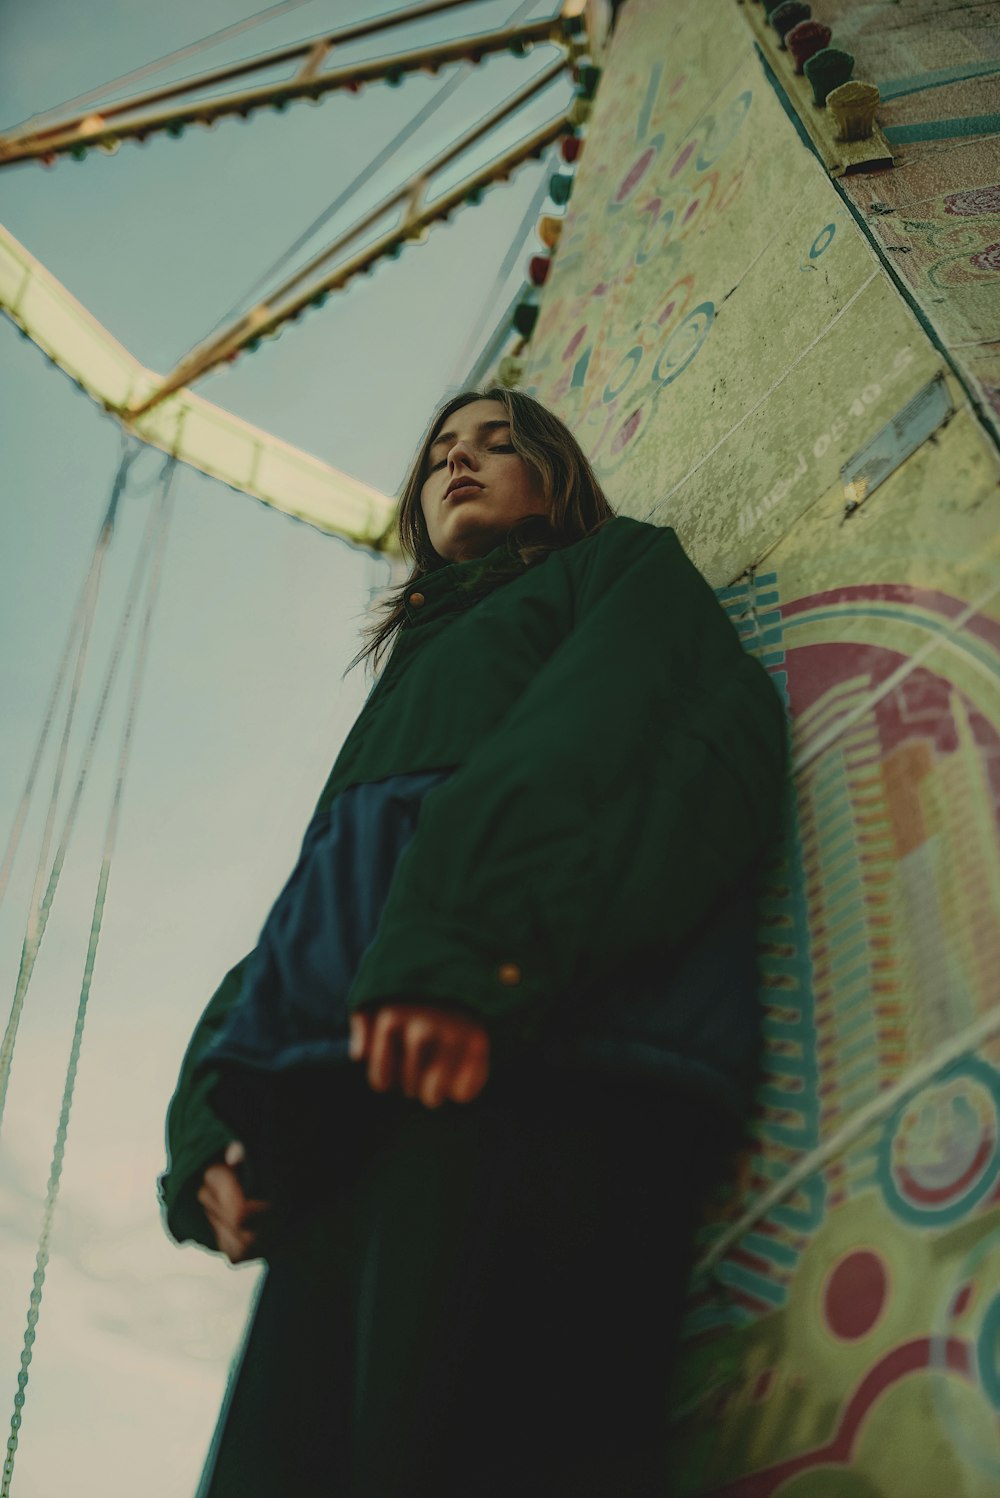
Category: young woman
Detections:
[{"x1": 159, "y1": 388, "x2": 788, "y2": 1497}]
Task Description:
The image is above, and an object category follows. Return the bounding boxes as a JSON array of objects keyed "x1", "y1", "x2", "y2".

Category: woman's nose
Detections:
[{"x1": 448, "y1": 441, "x2": 477, "y2": 472}]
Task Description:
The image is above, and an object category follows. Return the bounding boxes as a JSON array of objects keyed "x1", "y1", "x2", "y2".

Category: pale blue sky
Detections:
[{"x1": 0, "y1": 3, "x2": 573, "y2": 1492}]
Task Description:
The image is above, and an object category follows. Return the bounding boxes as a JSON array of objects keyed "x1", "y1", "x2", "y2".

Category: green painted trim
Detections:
[
  {"x1": 878, "y1": 60, "x2": 1000, "y2": 102},
  {"x1": 884, "y1": 113, "x2": 1000, "y2": 143},
  {"x1": 751, "y1": 41, "x2": 1000, "y2": 457}
]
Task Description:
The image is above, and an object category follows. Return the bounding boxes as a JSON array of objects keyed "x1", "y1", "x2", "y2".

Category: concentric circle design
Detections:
[
  {"x1": 877, "y1": 1058, "x2": 1000, "y2": 1227},
  {"x1": 650, "y1": 302, "x2": 715, "y2": 388},
  {"x1": 602, "y1": 346, "x2": 643, "y2": 403},
  {"x1": 809, "y1": 223, "x2": 836, "y2": 260},
  {"x1": 928, "y1": 1224, "x2": 1000, "y2": 1476},
  {"x1": 695, "y1": 91, "x2": 752, "y2": 171},
  {"x1": 977, "y1": 1292, "x2": 1000, "y2": 1408}
]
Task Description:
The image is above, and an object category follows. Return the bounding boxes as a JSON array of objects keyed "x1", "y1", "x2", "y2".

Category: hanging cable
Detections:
[
  {"x1": 446, "y1": 153, "x2": 553, "y2": 386},
  {"x1": 0, "y1": 438, "x2": 134, "y2": 912},
  {"x1": 3, "y1": 0, "x2": 511, "y2": 155},
  {"x1": 195, "y1": 66, "x2": 471, "y2": 345},
  {"x1": 130, "y1": 62, "x2": 570, "y2": 417},
  {"x1": 0, "y1": 450, "x2": 166, "y2": 1138},
  {"x1": 1, "y1": 457, "x2": 178, "y2": 1498},
  {"x1": 194, "y1": 0, "x2": 544, "y2": 348}
]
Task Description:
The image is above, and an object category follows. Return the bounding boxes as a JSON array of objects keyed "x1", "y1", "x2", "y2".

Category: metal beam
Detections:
[
  {"x1": 0, "y1": 12, "x2": 583, "y2": 168},
  {"x1": 127, "y1": 103, "x2": 572, "y2": 417}
]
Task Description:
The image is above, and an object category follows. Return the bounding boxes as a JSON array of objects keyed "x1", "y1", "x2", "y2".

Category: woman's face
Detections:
[{"x1": 419, "y1": 398, "x2": 546, "y2": 563}]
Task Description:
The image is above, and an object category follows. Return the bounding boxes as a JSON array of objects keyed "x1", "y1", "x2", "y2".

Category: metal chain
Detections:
[
  {"x1": 0, "y1": 441, "x2": 138, "y2": 1136},
  {"x1": 2, "y1": 458, "x2": 177, "y2": 1498},
  {"x1": 0, "y1": 447, "x2": 163, "y2": 1137},
  {"x1": 0, "y1": 435, "x2": 131, "y2": 913}
]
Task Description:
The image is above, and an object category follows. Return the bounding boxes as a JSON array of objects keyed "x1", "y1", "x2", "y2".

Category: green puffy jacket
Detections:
[{"x1": 159, "y1": 514, "x2": 788, "y2": 1248}]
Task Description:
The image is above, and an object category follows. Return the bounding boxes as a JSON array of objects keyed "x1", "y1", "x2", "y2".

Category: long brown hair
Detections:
[{"x1": 345, "y1": 387, "x2": 617, "y2": 679}]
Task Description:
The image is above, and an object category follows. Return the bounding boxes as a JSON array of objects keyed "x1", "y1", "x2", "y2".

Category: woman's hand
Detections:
[
  {"x1": 349, "y1": 1003, "x2": 490, "y2": 1108},
  {"x1": 197, "y1": 1141, "x2": 274, "y2": 1264}
]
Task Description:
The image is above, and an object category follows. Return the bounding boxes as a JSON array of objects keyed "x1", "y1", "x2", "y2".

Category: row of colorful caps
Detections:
[
  {"x1": 755, "y1": 0, "x2": 881, "y2": 139},
  {"x1": 32, "y1": 16, "x2": 592, "y2": 165},
  {"x1": 500, "y1": 60, "x2": 601, "y2": 382}
]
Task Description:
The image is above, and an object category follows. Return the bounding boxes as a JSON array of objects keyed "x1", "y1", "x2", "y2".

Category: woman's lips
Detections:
[{"x1": 446, "y1": 482, "x2": 484, "y2": 501}]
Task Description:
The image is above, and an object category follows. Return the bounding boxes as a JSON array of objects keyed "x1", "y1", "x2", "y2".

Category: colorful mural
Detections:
[
  {"x1": 519, "y1": 0, "x2": 978, "y2": 588},
  {"x1": 804, "y1": 0, "x2": 1000, "y2": 446},
  {"x1": 513, "y1": 0, "x2": 1000, "y2": 1491},
  {"x1": 676, "y1": 562, "x2": 1000, "y2": 1495}
]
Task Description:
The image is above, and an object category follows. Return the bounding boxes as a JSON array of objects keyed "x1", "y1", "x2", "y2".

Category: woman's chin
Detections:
[{"x1": 437, "y1": 522, "x2": 505, "y2": 563}]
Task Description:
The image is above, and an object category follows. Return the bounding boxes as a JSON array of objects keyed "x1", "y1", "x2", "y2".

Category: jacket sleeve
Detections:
[
  {"x1": 157, "y1": 952, "x2": 255, "y2": 1249},
  {"x1": 345, "y1": 518, "x2": 789, "y2": 1053}
]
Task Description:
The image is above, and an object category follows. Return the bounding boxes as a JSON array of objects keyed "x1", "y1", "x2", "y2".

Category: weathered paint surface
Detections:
[
  {"x1": 674, "y1": 401, "x2": 1000, "y2": 1496},
  {"x1": 519, "y1": 0, "x2": 1000, "y2": 1492},
  {"x1": 817, "y1": 0, "x2": 1000, "y2": 447}
]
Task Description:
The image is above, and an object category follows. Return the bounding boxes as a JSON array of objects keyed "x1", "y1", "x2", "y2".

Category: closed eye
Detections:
[{"x1": 427, "y1": 444, "x2": 515, "y2": 474}]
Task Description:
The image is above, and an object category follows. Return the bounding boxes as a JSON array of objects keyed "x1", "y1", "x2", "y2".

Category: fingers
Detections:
[
  {"x1": 200, "y1": 1200, "x2": 257, "y2": 1264},
  {"x1": 366, "y1": 1007, "x2": 406, "y2": 1092},
  {"x1": 417, "y1": 1028, "x2": 490, "y2": 1108},
  {"x1": 417, "y1": 1056, "x2": 454, "y2": 1108},
  {"x1": 448, "y1": 1039, "x2": 491, "y2": 1105},
  {"x1": 401, "y1": 1016, "x2": 441, "y2": 1099},
  {"x1": 364, "y1": 1006, "x2": 443, "y2": 1098},
  {"x1": 412, "y1": 1044, "x2": 454, "y2": 1108},
  {"x1": 199, "y1": 1152, "x2": 274, "y2": 1264},
  {"x1": 200, "y1": 1161, "x2": 272, "y2": 1225},
  {"x1": 348, "y1": 1011, "x2": 373, "y2": 1062},
  {"x1": 198, "y1": 1174, "x2": 253, "y2": 1263},
  {"x1": 349, "y1": 1004, "x2": 492, "y2": 1108}
]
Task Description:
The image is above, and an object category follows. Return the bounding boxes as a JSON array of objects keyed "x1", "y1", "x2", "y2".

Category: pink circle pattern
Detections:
[
  {"x1": 945, "y1": 184, "x2": 1000, "y2": 216},
  {"x1": 823, "y1": 1250, "x2": 890, "y2": 1341},
  {"x1": 970, "y1": 241, "x2": 1000, "y2": 272}
]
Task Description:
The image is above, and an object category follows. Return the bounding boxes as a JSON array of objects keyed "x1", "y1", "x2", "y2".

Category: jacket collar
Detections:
[{"x1": 401, "y1": 539, "x2": 527, "y2": 628}]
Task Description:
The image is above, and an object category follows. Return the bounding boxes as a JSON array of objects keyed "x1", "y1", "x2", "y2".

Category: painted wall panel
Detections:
[
  {"x1": 521, "y1": 2, "x2": 978, "y2": 587},
  {"x1": 672, "y1": 550, "x2": 1000, "y2": 1492},
  {"x1": 759, "y1": 0, "x2": 1000, "y2": 439},
  {"x1": 516, "y1": 0, "x2": 1000, "y2": 1491}
]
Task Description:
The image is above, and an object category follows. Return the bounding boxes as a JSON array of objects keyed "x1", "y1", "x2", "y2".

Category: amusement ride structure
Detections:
[
  {"x1": 4, "y1": 0, "x2": 1000, "y2": 1493},
  {"x1": 0, "y1": 3, "x2": 607, "y2": 1489}
]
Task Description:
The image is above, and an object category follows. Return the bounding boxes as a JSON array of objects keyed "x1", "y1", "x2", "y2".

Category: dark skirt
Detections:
[{"x1": 197, "y1": 1063, "x2": 735, "y2": 1498}]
